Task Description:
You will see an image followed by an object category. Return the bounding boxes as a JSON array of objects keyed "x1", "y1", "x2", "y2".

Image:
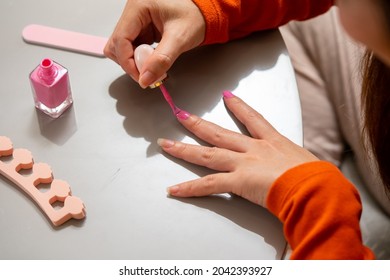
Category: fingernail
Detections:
[
  {"x1": 222, "y1": 90, "x2": 235, "y2": 99},
  {"x1": 167, "y1": 185, "x2": 180, "y2": 195},
  {"x1": 139, "y1": 71, "x2": 156, "y2": 88},
  {"x1": 157, "y1": 138, "x2": 175, "y2": 148},
  {"x1": 176, "y1": 110, "x2": 190, "y2": 120}
]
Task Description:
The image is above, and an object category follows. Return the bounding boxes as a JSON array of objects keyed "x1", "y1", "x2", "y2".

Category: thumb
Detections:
[{"x1": 138, "y1": 33, "x2": 183, "y2": 88}]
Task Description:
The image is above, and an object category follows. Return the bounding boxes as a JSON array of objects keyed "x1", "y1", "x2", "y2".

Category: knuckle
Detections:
[
  {"x1": 178, "y1": 143, "x2": 189, "y2": 155},
  {"x1": 190, "y1": 117, "x2": 204, "y2": 132},
  {"x1": 256, "y1": 139, "x2": 271, "y2": 149},
  {"x1": 200, "y1": 146, "x2": 217, "y2": 163},
  {"x1": 186, "y1": 181, "x2": 199, "y2": 195},
  {"x1": 111, "y1": 34, "x2": 120, "y2": 46},
  {"x1": 201, "y1": 174, "x2": 218, "y2": 192},
  {"x1": 247, "y1": 109, "x2": 262, "y2": 121},
  {"x1": 103, "y1": 45, "x2": 112, "y2": 58},
  {"x1": 205, "y1": 174, "x2": 217, "y2": 185},
  {"x1": 154, "y1": 52, "x2": 173, "y2": 69},
  {"x1": 213, "y1": 126, "x2": 225, "y2": 141}
]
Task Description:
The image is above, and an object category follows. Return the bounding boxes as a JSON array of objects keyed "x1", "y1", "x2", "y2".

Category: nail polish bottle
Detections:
[{"x1": 29, "y1": 58, "x2": 73, "y2": 118}]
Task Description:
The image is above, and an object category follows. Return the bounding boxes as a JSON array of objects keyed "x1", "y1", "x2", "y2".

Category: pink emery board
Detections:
[{"x1": 22, "y1": 24, "x2": 108, "y2": 57}]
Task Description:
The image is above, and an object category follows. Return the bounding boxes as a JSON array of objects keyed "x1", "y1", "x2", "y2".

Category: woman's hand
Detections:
[
  {"x1": 157, "y1": 91, "x2": 318, "y2": 208},
  {"x1": 104, "y1": 0, "x2": 206, "y2": 88}
]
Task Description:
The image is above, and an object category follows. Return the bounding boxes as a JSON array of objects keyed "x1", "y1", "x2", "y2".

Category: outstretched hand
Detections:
[{"x1": 158, "y1": 91, "x2": 318, "y2": 208}]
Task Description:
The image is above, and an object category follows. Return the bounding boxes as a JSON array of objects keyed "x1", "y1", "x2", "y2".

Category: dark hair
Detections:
[
  {"x1": 361, "y1": 52, "x2": 390, "y2": 197},
  {"x1": 360, "y1": 0, "x2": 390, "y2": 197}
]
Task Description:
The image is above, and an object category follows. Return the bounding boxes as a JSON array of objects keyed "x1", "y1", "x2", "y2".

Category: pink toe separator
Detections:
[{"x1": 0, "y1": 136, "x2": 86, "y2": 226}]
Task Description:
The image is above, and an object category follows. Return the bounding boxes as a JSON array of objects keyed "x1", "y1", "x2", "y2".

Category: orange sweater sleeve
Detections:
[
  {"x1": 192, "y1": 0, "x2": 334, "y2": 44},
  {"x1": 267, "y1": 161, "x2": 375, "y2": 259}
]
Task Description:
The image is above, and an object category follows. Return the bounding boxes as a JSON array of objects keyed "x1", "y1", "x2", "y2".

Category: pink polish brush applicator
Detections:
[{"x1": 134, "y1": 44, "x2": 183, "y2": 116}]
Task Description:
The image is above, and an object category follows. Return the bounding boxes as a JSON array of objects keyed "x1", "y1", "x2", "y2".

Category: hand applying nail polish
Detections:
[
  {"x1": 134, "y1": 44, "x2": 167, "y2": 88},
  {"x1": 134, "y1": 44, "x2": 184, "y2": 117}
]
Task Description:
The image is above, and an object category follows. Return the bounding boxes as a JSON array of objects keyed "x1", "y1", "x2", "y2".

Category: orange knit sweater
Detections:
[
  {"x1": 191, "y1": 0, "x2": 375, "y2": 259},
  {"x1": 268, "y1": 161, "x2": 374, "y2": 259},
  {"x1": 192, "y1": 0, "x2": 335, "y2": 44}
]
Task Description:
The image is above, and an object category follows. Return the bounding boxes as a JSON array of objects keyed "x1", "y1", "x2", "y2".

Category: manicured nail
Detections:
[
  {"x1": 157, "y1": 138, "x2": 175, "y2": 148},
  {"x1": 222, "y1": 90, "x2": 235, "y2": 99},
  {"x1": 139, "y1": 71, "x2": 156, "y2": 88},
  {"x1": 167, "y1": 185, "x2": 180, "y2": 195},
  {"x1": 176, "y1": 110, "x2": 190, "y2": 120}
]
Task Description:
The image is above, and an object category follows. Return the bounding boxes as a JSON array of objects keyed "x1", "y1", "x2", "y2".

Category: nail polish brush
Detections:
[{"x1": 134, "y1": 44, "x2": 182, "y2": 116}]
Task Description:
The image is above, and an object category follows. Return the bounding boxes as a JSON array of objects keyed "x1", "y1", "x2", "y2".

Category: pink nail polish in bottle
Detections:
[{"x1": 29, "y1": 58, "x2": 73, "y2": 118}]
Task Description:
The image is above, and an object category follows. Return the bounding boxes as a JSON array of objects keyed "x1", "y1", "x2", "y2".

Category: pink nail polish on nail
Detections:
[
  {"x1": 29, "y1": 58, "x2": 73, "y2": 118},
  {"x1": 176, "y1": 110, "x2": 190, "y2": 120},
  {"x1": 222, "y1": 90, "x2": 235, "y2": 99}
]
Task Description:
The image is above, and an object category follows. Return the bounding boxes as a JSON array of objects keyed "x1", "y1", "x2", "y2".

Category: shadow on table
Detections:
[
  {"x1": 108, "y1": 30, "x2": 285, "y2": 157},
  {"x1": 160, "y1": 150, "x2": 286, "y2": 259},
  {"x1": 171, "y1": 194, "x2": 285, "y2": 259},
  {"x1": 35, "y1": 106, "x2": 77, "y2": 146}
]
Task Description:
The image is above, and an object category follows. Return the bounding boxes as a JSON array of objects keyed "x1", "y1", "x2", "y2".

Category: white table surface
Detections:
[{"x1": 0, "y1": 0, "x2": 301, "y2": 259}]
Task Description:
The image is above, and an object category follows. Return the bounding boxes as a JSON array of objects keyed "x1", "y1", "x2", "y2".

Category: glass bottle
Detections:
[{"x1": 29, "y1": 58, "x2": 73, "y2": 118}]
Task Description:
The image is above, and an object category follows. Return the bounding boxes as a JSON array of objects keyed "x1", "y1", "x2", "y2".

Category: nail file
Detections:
[{"x1": 22, "y1": 24, "x2": 108, "y2": 57}]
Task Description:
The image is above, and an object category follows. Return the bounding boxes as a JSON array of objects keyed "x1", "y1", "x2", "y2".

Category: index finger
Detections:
[
  {"x1": 108, "y1": 4, "x2": 146, "y2": 79},
  {"x1": 115, "y1": 38, "x2": 139, "y2": 80}
]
